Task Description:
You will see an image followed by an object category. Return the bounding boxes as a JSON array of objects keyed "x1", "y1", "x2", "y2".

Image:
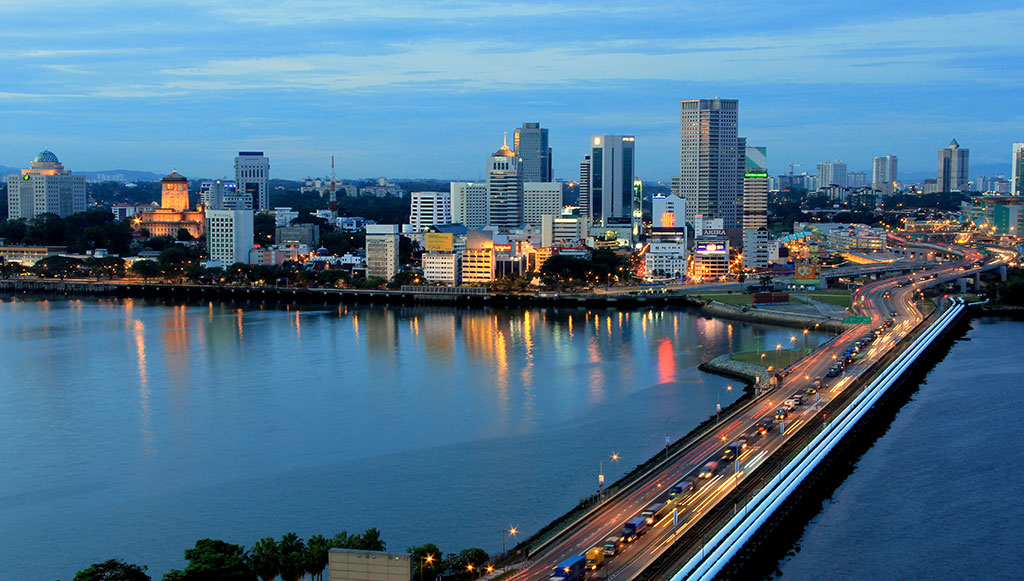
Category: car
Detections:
[
  {"x1": 754, "y1": 418, "x2": 774, "y2": 434},
  {"x1": 826, "y1": 367, "x2": 840, "y2": 378},
  {"x1": 774, "y1": 408, "x2": 788, "y2": 421},
  {"x1": 891, "y1": 310, "x2": 898, "y2": 317}
]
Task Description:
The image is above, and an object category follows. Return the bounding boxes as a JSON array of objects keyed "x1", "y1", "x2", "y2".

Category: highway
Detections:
[{"x1": 506, "y1": 239, "x2": 1007, "y2": 581}]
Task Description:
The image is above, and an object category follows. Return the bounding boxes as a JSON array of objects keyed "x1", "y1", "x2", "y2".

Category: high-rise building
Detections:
[
  {"x1": 206, "y1": 209, "x2": 254, "y2": 266},
  {"x1": 522, "y1": 182, "x2": 563, "y2": 228},
  {"x1": 365, "y1": 224, "x2": 400, "y2": 281},
  {"x1": 513, "y1": 123, "x2": 551, "y2": 183},
  {"x1": 871, "y1": 155, "x2": 898, "y2": 195},
  {"x1": 234, "y1": 151, "x2": 270, "y2": 211},
  {"x1": 742, "y1": 227, "x2": 770, "y2": 270},
  {"x1": 743, "y1": 146, "x2": 768, "y2": 231},
  {"x1": 679, "y1": 98, "x2": 742, "y2": 229},
  {"x1": 577, "y1": 155, "x2": 591, "y2": 220},
  {"x1": 409, "y1": 191, "x2": 452, "y2": 232},
  {"x1": 200, "y1": 180, "x2": 236, "y2": 210},
  {"x1": 937, "y1": 139, "x2": 969, "y2": 192},
  {"x1": 816, "y1": 160, "x2": 848, "y2": 189},
  {"x1": 847, "y1": 171, "x2": 868, "y2": 189},
  {"x1": 587, "y1": 135, "x2": 636, "y2": 227},
  {"x1": 1012, "y1": 143, "x2": 1024, "y2": 195},
  {"x1": 6, "y1": 149, "x2": 86, "y2": 220},
  {"x1": 486, "y1": 139, "x2": 523, "y2": 230},
  {"x1": 450, "y1": 182, "x2": 488, "y2": 228}
]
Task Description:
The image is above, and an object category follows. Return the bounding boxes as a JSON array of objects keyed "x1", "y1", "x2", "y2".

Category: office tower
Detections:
[
  {"x1": 645, "y1": 194, "x2": 687, "y2": 280},
  {"x1": 235, "y1": 151, "x2": 270, "y2": 211},
  {"x1": 872, "y1": 155, "x2": 898, "y2": 195},
  {"x1": 578, "y1": 155, "x2": 591, "y2": 219},
  {"x1": 742, "y1": 227, "x2": 770, "y2": 270},
  {"x1": 6, "y1": 149, "x2": 86, "y2": 220},
  {"x1": 486, "y1": 139, "x2": 523, "y2": 230},
  {"x1": 847, "y1": 171, "x2": 868, "y2": 188},
  {"x1": 743, "y1": 146, "x2": 768, "y2": 231},
  {"x1": 514, "y1": 123, "x2": 551, "y2": 183},
  {"x1": 632, "y1": 178, "x2": 643, "y2": 241},
  {"x1": 409, "y1": 191, "x2": 452, "y2": 232},
  {"x1": 679, "y1": 98, "x2": 742, "y2": 229},
  {"x1": 816, "y1": 160, "x2": 848, "y2": 189},
  {"x1": 522, "y1": 182, "x2": 563, "y2": 228},
  {"x1": 1012, "y1": 143, "x2": 1024, "y2": 195},
  {"x1": 199, "y1": 180, "x2": 236, "y2": 210},
  {"x1": 365, "y1": 224, "x2": 400, "y2": 281},
  {"x1": 937, "y1": 139, "x2": 969, "y2": 192},
  {"x1": 206, "y1": 209, "x2": 254, "y2": 266},
  {"x1": 450, "y1": 182, "x2": 488, "y2": 228},
  {"x1": 587, "y1": 135, "x2": 636, "y2": 227}
]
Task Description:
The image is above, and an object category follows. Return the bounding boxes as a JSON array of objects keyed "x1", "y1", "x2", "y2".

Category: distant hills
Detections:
[{"x1": 0, "y1": 165, "x2": 163, "y2": 183}]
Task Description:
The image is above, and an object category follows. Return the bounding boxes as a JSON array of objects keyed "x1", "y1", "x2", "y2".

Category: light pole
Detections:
[
  {"x1": 502, "y1": 527, "x2": 517, "y2": 571},
  {"x1": 420, "y1": 554, "x2": 435, "y2": 581},
  {"x1": 803, "y1": 328, "x2": 809, "y2": 353},
  {"x1": 775, "y1": 343, "x2": 782, "y2": 370}
]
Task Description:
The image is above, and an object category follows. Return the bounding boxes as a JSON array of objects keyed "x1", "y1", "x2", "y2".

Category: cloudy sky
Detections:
[{"x1": 1, "y1": 0, "x2": 1021, "y2": 181}]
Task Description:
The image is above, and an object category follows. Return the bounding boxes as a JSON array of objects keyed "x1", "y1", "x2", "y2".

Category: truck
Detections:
[
  {"x1": 668, "y1": 479, "x2": 694, "y2": 499},
  {"x1": 720, "y1": 441, "x2": 746, "y2": 463},
  {"x1": 550, "y1": 555, "x2": 586, "y2": 581},
  {"x1": 602, "y1": 536, "x2": 621, "y2": 556},
  {"x1": 641, "y1": 502, "x2": 666, "y2": 525},
  {"x1": 698, "y1": 460, "x2": 720, "y2": 479},
  {"x1": 620, "y1": 516, "x2": 647, "y2": 543},
  {"x1": 585, "y1": 546, "x2": 605, "y2": 570}
]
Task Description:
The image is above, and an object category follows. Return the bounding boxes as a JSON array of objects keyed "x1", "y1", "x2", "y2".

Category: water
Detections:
[
  {"x1": 777, "y1": 317, "x2": 1024, "y2": 580},
  {"x1": 0, "y1": 297, "x2": 829, "y2": 579}
]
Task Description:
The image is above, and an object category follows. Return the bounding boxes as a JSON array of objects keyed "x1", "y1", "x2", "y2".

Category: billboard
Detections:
[
  {"x1": 492, "y1": 243, "x2": 514, "y2": 253},
  {"x1": 694, "y1": 241, "x2": 728, "y2": 254},
  {"x1": 794, "y1": 263, "x2": 821, "y2": 285},
  {"x1": 424, "y1": 232, "x2": 454, "y2": 252}
]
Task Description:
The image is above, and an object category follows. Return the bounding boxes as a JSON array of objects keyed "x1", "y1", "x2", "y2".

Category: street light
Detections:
[
  {"x1": 502, "y1": 526, "x2": 518, "y2": 570},
  {"x1": 775, "y1": 343, "x2": 782, "y2": 370},
  {"x1": 419, "y1": 554, "x2": 435, "y2": 581}
]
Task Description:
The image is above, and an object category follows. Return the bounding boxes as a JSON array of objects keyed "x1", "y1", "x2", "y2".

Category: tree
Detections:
[
  {"x1": 305, "y1": 534, "x2": 331, "y2": 581},
  {"x1": 74, "y1": 558, "x2": 151, "y2": 581},
  {"x1": 131, "y1": 260, "x2": 163, "y2": 283},
  {"x1": 408, "y1": 544, "x2": 443, "y2": 581},
  {"x1": 245, "y1": 537, "x2": 280, "y2": 581},
  {"x1": 277, "y1": 532, "x2": 306, "y2": 581},
  {"x1": 162, "y1": 538, "x2": 255, "y2": 581},
  {"x1": 329, "y1": 531, "x2": 352, "y2": 549},
  {"x1": 33, "y1": 255, "x2": 84, "y2": 279},
  {"x1": 86, "y1": 256, "x2": 126, "y2": 280},
  {"x1": 176, "y1": 228, "x2": 195, "y2": 242},
  {"x1": 352, "y1": 527, "x2": 386, "y2": 551}
]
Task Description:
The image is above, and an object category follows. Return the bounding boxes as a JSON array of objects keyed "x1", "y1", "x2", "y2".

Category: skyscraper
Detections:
[
  {"x1": 578, "y1": 155, "x2": 591, "y2": 219},
  {"x1": 6, "y1": 149, "x2": 86, "y2": 220},
  {"x1": 816, "y1": 160, "x2": 848, "y2": 189},
  {"x1": 937, "y1": 139, "x2": 969, "y2": 192},
  {"x1": 743, "y1": 147, "x2": 768, "y2": 231},
  {"x1": 1012, "y1": 143, "x2": 1024, "y2": 195},
  {"x1": 450, "y1": 182, "x2": 488, "y2": 228},
  {"x1": 513, "y1": 123, "x2": 551, "y2": 183},
  {"x1": 522, "y1": 182, "x2": 563, "y2": 228},
  {"x1": 679, "y1": 98, "x2": 742, "y2": 229},
  {"x1": 235, "y1": 151, "x2": 270, "y2": 211},
  {"x1": 486, "y1": 138, "x2": 523, "y2": 230},
  {"x1": 872, "y1": 155, "x2": 898, "y2": 195},
  {"x1": 587, "y1": 135, "x2": 636, "y2": 227}
]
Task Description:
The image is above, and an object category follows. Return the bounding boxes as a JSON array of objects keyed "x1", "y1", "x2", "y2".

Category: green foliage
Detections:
[
  {"x1": 277, "y1": 533, "x2": 305, "y2": 581},
  {"x1": 74, "y1": 558, "x2": 151, "y2": 581},
  {"x1": 305, "y1": 534, "x2": 331, "y2": 581},
  {"x1": 244, "y1": 537, "x2": 279, "y2": 581},
  {"x1": 130, "y1": 260, "x2": 163, "y2": 282},
  {"x1": 320, "y1": 232, "x2": 364, "y2": 256},
  {"x1": 489, "y1": 274, "x2": 533, "y2": 292},
  {"x1": 33, "y1": 255, "x2": 85, "y2": 279},
  {"x1": 989, "y1": 270, "x2": 1024, "y2": 306},
  {"x1": 408, "y1": 544, "x2": 443, "y2": 580},
  {"x1": 253, "y1": 213, "x2": 276, "y2": 246},
  {"x1": 161, "y1": 538, "x2": 254, "y2": 581}
]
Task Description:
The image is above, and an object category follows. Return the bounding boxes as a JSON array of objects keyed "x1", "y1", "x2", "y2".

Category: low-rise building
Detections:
[{"x1": 0, "y1": 245, "x2": 68, "y2": 266}]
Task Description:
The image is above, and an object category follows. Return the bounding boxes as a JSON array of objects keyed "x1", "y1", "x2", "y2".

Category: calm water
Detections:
[
  {"x1": 0, "y1": 297, "x2": 828, "y2": 579},
  {"x1": 777, "y1": 317, "x2": 1024, "y2": 580}
]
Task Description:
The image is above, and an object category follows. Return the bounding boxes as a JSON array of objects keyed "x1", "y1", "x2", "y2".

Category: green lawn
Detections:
[
  {"x1": 731, "y1": 349, "x2": 806, "y2": 370},
  {"x1": 694, "y1": 293, "x2": 755, "y2": 306}
]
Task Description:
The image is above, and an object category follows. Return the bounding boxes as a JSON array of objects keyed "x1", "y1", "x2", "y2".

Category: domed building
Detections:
[
  {"x1": 6, "y1": 149, "x2": 86, "y2": 220},
  {"x1": 132, "y1": 171, "x2": 205, "y2": 240}
]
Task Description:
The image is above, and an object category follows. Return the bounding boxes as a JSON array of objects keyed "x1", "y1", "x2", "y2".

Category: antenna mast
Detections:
[{"x1": 329, "y1": 155, "x2": 338, "y2": 213}]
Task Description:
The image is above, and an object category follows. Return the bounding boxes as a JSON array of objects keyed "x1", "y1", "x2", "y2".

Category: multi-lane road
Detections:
[{"x1": 507, "y1": 240, "x2": 1007, "y2": 581}]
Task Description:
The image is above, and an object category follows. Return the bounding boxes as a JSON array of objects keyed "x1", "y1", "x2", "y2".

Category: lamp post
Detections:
[
  {"x1": 803, "y1": 328, "x2": 809, "y2": 353},
  {"x1": 419, "y1": 554, "x2": 435, "y2": 581},
  {"x1": 502, "y1": 527, "x2": 517, "y2": 571},
  {"x1": 775, "y1": 343, "x2": 782, "y2": 370}
]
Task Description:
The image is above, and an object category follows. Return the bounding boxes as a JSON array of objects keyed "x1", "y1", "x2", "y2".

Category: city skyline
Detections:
[{"x1": 0, "y1": 2, "x2": 1022, "y2": 180}]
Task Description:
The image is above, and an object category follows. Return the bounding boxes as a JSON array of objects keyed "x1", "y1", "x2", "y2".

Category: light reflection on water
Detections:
[{"x1": 0, "y1": 297, "x2": 830, "y2": 579}]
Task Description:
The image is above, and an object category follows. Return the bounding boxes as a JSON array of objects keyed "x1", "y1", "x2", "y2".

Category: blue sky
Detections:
[{"x1": 1, "y1": 1, "x2": 1022, "y2": 181}]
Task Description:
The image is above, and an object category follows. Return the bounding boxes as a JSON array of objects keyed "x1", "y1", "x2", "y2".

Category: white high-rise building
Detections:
[
  {"x1": 522, "y1": 182, "x2": 562, "y2": 228},
  {"x1": 486, "y1": 139, "x2": 523, "y2": 230},
  {"x1": 742, "y1": 227, "x2": 770, "y2": 270},
  {"x1": 679, "y1": 99, "x2": 742, "y2": 229},
  {"x1": 6, "y1": 149, "x2": 86, "y2": 220},
  {"x1": 817, "y1": 160, "x2": 848, "y2": 189},
  {"x1": 577, "y1": 155, "x2": 591, "y2": 222},
  {"x1": 513, "y1": 122, "x2": 551, "y2": 183},
  {"x1": 645, "y1": 194, "x2": 688, "y2": 281},
  {"x1": 587, "y1": 135, "x2": 636, "y2": 227},
  {"x1": 872, "y1": 155, "x2": 898, "y2": 195},
  {"x1": 206, "y1": 209, "x2": 254, "y2": 266},
  {"x1": 847, "y1": 171, "x2": 868, "y2": 188},
  {"x1": 1011, "y1": 143, "x2": 1024, "y2": 195},
  {"x1": 743, "y1": 146, "x2": 768, "y2": 231},
  {"x1": 235, "y1": 151, "x2": 270, "y2": 211},
  {"x1": 409, "y1": 191, "x2": 452, "y2": 232},
  {"x1": 450, "y1": 182, "x2": 488, "y2": 228},
  {"x1": 365, "y1": 224, "x2": 399, "y2": 281}
]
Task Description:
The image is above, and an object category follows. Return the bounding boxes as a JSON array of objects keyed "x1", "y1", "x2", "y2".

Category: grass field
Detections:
[
  {"x1": 694, "y1": 293, "x2": 754, "y2": 306},
  {"x1": 731, "y1": 349, "x2": 806, "y2": 370}
]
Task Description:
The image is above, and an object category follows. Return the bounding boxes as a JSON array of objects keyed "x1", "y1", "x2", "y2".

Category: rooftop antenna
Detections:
[{"x1": 329, "y1": 155, "x2": 338, "y2": 213}]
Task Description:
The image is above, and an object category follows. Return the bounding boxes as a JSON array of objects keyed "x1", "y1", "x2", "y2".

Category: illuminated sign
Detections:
[
  {"x1": 794, "y1": 264, "x2": 821, "y2": 284},
  {"x1": 492, "y1": 244, "x2": 514, "y2": 253},
  {"x1": 424, "y1": 232, "x2": 454, "y2": 252},
  {"x1": 702, "y1": 229, "x2": 727, "y2": 237},
  {"x1": 660, "y1": 212, "x2": 675, "y2": 227},
  {"x1": 695, "y1": 241, "x2": 728, "y2": 254}
]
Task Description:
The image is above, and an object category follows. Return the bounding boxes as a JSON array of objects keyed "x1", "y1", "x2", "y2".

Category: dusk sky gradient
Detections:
[{"x1": 1, "y1": 1, "x2": 1022, "y2": 182}]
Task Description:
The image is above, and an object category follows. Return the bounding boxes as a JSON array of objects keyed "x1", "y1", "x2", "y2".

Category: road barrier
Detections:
[{"x1": 671, "y1": 298, "x2": 966, "y2": 581}]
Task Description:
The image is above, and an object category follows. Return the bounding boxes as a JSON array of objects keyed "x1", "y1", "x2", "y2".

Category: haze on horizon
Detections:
[{"x1": 1, "y1": 0, "x2": 1021, "y2": 181}]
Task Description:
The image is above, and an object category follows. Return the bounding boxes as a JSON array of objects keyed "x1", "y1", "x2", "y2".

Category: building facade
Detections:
[
  {"x1": 206, "y1": 209, "x2": 254, "y2": 266},
  {"x1": 742, "y1": 227, "x2": 771, "y2": 270},
  {"x1": 679, "y1": 98, "x2": 742, "y2": 229},
  {"x1": 513, "y1": 122, "x2": 551, "y2": 183},
  {"x1": 486, "y1": 141, "x2": 523, "y2": 230},
  {"x1": 134, "y1": 172, "x2": 205, "y2": 239},
  {"x1": 577, "y1": 154, "x2": 591, "y2": 221},
  {"x1": 937, "y1": 139, "x2": 969, "y2": 192},
  {"x1": 522, "y1": 182, "x2": 563, "y2": 228},
  {"x1": 816, "y1": 160, "x2": 848, "y2": 189},
  {"x1": 1012, "y1": 143, "x2": 1024, "y2": 196},
  {"x1": 871, "y1": 155, "x2": 898, "y2": 195},
  {"x1": 743, "y1": 146, "x2": 768, "y2": 231},
  {"x1": 6, "y1": 149, "x2": 86, "y2": 220},
  {"x1": 587, "y1": 135, "x2": 636, "y2": 227},
  {"x1": 409, "y1": 191, "x2": 452, "y2": 232},
  {"x1": 365, "y1": 224, "x2": 399, "y2": 281},
  {"x1": 450, "y1": 182, "x2": 488, "y2": 228},
  {"x1": 234, "y1": 151, "x2": 270, "y2": 211}
]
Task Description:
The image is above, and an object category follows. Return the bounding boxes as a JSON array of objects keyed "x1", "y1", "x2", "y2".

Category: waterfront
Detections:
[
  {"x1": 777, "y1": 317, "x2": 1024, "y2": 579},
  {"x1": 0, "y1": 297, "x2": 829, "y2": 578}
]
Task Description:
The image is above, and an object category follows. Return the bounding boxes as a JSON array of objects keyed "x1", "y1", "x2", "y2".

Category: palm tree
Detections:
[
  {"x1": 306, "y1": 534, "x2": 330, "y2": 581},
  {"x1": 246, "y1": 537, "x2": 280, "y2": 581},
  {"x1": 357, "y1": 528, "x2": 386, "y2": 551},
  {"x1": 278, "y1": 532, "x2": 306, "y2": 581}
]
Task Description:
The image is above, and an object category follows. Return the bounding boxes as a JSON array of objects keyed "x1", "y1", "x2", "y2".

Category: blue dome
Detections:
[{"x1": 34, "y1": 149, "x2": 60, "y2": 164}]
